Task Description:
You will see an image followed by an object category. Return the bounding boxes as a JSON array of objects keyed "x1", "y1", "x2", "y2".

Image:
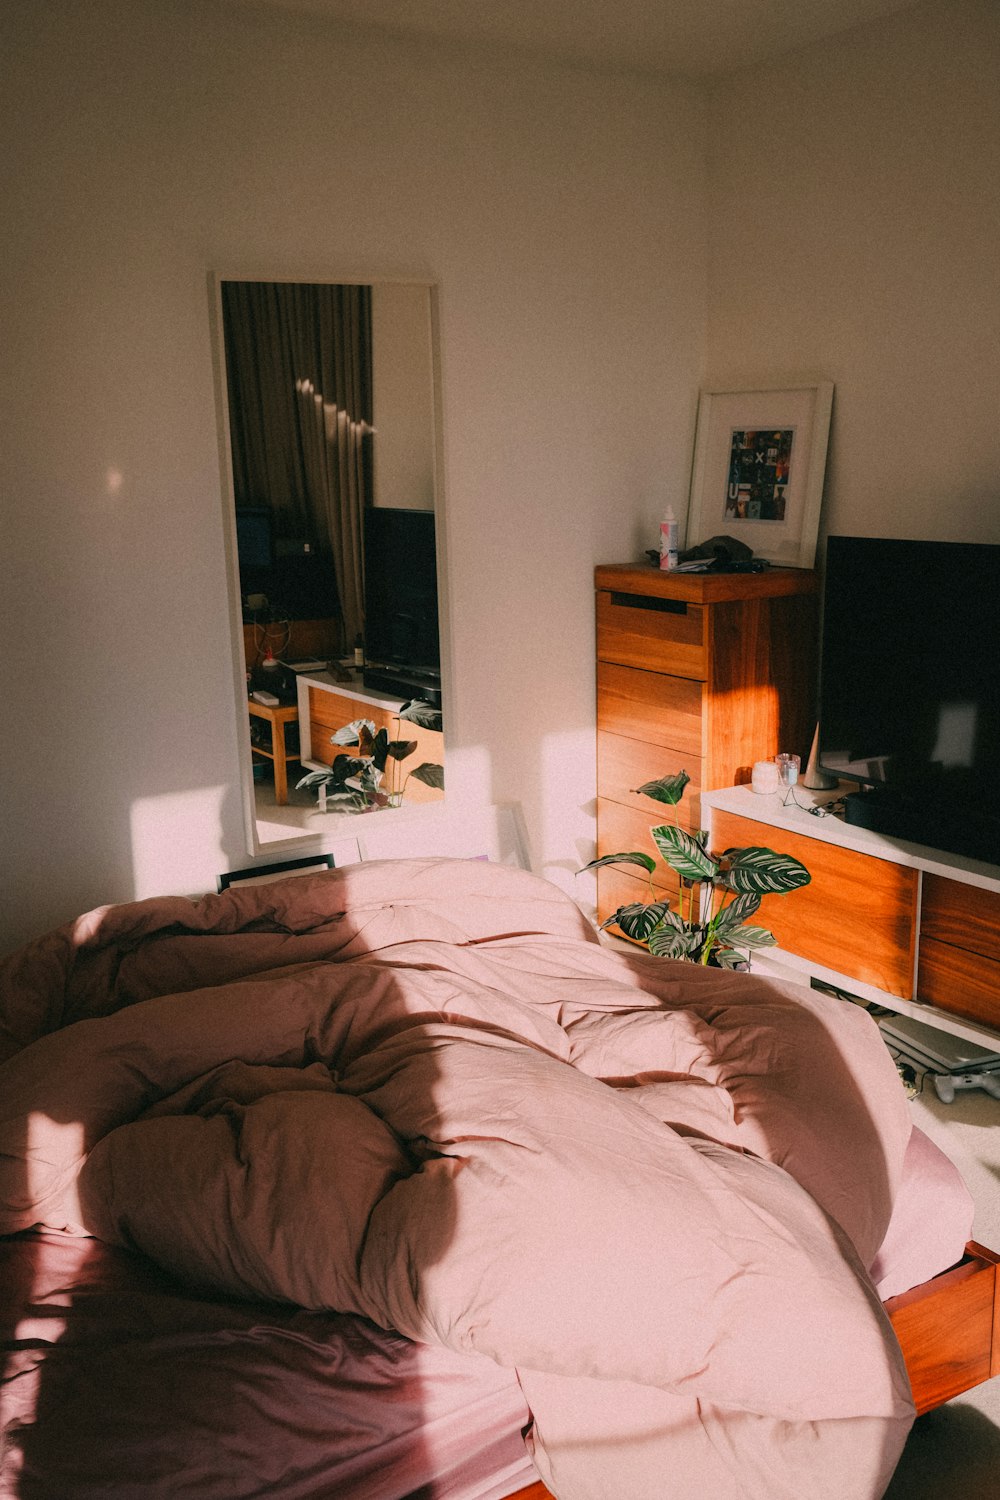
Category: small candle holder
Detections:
[{"x1": 751, "y1": 759, "x2": 781, "y2": 795}]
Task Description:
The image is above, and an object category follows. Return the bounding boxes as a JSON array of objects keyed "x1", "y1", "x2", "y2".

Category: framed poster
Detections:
[{"x1": 686, "y1": 381, "x2": 833, "y2": 568}]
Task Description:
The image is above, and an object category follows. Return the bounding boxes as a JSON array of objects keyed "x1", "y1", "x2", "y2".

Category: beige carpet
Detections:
[{"x1": 884, "y1": 1084, "x2": 1000, "y2": 1495}]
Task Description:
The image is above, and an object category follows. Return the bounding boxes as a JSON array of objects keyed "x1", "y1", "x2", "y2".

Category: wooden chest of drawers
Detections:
[{"x1": 594, "y1": 564, "x2": 817, "y2": 922}]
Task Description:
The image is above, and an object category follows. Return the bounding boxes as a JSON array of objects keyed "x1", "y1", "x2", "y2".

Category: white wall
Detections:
[
  {"x1": 371, "y1": 281, "x2": 436, "y2": 510},
  {"x1": 1, "y1": 0, "x2": 706, "y2": 951},
  {"x1": 704, "y1": 0, "x2": 1000, "y2": 550}
]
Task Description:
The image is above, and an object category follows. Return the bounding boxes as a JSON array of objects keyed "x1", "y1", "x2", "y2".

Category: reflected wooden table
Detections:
[{"x1": 247, "y1": 699, "x2": 300, "y2": 805}]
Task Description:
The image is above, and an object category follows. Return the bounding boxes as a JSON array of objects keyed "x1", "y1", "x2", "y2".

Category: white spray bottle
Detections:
[{"x1": 658, "y1": 507, "x2": 679, "y2": 571}]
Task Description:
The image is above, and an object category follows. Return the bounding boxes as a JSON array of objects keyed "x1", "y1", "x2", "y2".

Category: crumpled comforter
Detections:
[{"x1": 0, "y1": 857, "x2": 918, "y2": 1498}]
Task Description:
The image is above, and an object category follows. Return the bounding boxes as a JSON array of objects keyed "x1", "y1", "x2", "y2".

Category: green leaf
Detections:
[
  {"x1": 722, "y1": 847, "x2": 811, "y2": 895},
  {"x1": 615, "y1": 900, "x2": 672, "y2": 943},
  {"x1": 712, "y1": 946, "x2": 749, "y2": 970},
  {"x1": 651, "y1": 824, "x2": 718, "y2": 880},
  {"x1": 580, "y1": 850, "x2": 657, "y2": 875},
  {"x1": 648, "y1": 911, "x2": 702, "y2": 959},
  {"x1": 713, "y1": 891, "x2": 763, "y2": 936},
  {"x1": 329, "y1": 754, "x2": 370, "y2": 787},
  {"x1": 323, "y1": 790, "x2": 368, "y2": 810},
  {"x1": 370, "y1": 727, "x2": 390, "y2": 772},
  {"x1": 295, "y1": 769, "x2": 335, "y2": 789},
  {"x1": 727, "y1": 925, "x2": 777, "y2": 950},
  {"x1": 345, "y1": 762, "x2": 383, "y2": 793},
  {"x1": 409, "y1": 761, "x2": 444, "y2": 790},
  {"x1": 632, "y1": 770, "x2": 690, "y2": 806},
  {"x1": 331, "y1": 718, "x2": 376, "y2": 747},
  {"x1": 398, "y1": 700, "x2": 443, "y2": 731}
]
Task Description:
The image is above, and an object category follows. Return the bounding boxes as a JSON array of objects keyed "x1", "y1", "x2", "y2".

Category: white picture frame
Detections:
[{"x1": 686, "y1": 381, "x2": 833, "y2": 569}]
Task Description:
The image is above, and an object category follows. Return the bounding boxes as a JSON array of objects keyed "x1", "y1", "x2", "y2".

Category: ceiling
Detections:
[{"x1": 232, "y1": 0, "x2": 922, "y2": 80}]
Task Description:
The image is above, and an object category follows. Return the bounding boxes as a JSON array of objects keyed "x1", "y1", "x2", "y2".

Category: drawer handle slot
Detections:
[{"x1": 610, "y1": 591, "x2": 688, "y2": 615}]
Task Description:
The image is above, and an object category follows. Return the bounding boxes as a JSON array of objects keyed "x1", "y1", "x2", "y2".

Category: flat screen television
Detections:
[
  {"x1": 362, "y1": 507, "x2": 441, "y2": 704},
  {"x1": 818, "y1": 535, "x2": 1000, "y2": 866},
  {"x1": 235, "y1": 507, "x2": 274, "y2": 570}
]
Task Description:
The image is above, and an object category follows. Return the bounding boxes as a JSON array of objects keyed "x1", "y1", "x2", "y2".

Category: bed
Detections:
[{"x1": 0, "y1": 856, "x2": 995, "y2": 1499}]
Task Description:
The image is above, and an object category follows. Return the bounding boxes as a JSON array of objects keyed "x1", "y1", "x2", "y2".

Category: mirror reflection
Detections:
[{"x1": 219, "y1": 279, "x2": 444, "y2": 849}]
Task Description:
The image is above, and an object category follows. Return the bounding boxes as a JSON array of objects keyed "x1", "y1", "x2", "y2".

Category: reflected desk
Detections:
[{"x1": 247, "y1": 698, "x2": 300, "y2": 805}]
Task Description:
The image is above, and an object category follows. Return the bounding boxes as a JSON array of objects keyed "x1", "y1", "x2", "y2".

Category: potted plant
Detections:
[
  {"x1": 296, "y1": 700, "x2": 444, "y2": 812},
  {"x1": 581, "y1": 770, "x2": 810, "y2": 968}
]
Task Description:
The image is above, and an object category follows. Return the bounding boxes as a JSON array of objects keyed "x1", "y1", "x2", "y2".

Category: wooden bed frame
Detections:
[{"x1": 506, "y1": 1240, "x2": 1000, "y2": 1500}]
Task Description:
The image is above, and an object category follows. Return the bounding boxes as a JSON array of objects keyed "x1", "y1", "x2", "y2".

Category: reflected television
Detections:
[{"x1": 362, "y1": 507, "x2": 441, "y2": 704}]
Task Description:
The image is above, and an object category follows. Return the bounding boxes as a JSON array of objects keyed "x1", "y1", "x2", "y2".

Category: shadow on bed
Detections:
[{"x1": 0, "y1": 857, "x2": 933, "y2": 1497}]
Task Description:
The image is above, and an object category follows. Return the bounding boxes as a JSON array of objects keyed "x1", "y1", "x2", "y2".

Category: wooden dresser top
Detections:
[{"x1": 595, "y1": 563, "x2": 817, "y2": 603}]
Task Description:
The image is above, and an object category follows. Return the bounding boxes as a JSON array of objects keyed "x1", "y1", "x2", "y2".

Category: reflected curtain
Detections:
[{"x1": 221, "y1": 281, "x2": 373, "y2": 645}]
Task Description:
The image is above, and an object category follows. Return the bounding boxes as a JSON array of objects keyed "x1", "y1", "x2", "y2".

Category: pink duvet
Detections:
[{"x1": 0, "y1": 858, "x2": 957, "y2": 1497}]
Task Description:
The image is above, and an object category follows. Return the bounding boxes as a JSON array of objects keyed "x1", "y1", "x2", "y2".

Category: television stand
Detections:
[
  {"x1": 702, "y1": 783, "x2": 1000, "y2": 1051},
  {"x1": 362, "y1": 664, "x2": 442, "y2": 708},
  {"x1": 294, "y1": 672, "x2": 444, "y2": 808}
]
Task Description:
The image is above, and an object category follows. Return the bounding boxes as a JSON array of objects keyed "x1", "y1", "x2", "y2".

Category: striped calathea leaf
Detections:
[
  {"x1": 399, "y1": 700, "x2": 443, "y2": 731},
  {"x1": 711, "y1": 891, "x2": 776, "y2": 957},
  {"x1": 330, "y1": 718, "x2": 377, "y2": 746},
  {"x1": 577, "y1": 765, "x2": 810, "y2": 968},
  {"x1": 631, "y1": 770, "x2": 690, "y2": 806},
  {"x1": 719, "y1": 846, "x2": 811, "y2": 895},
  {"x1": 409, "y1": 762, "x2": 444, "y2": 790},
  {"x1": 650, "y1": 824, "x2": 718, "y2": 881},
  {"x1": 581, "y1": 850, "x2": 657, "y2": 875},
  {"x1": 647, "y1": 909, "x2": 703, "y2": 959},
  {"x1": 605, "y1": 900, "x2": 672, "y2": 943},
  {"x1": 712, "y1": 891, "x2": 762, "y2": 933}
]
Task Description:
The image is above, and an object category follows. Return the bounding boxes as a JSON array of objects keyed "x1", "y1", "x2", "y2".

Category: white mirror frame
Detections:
[{"x1": 208, "y1": 270, "x2": 451, "y2": 861}]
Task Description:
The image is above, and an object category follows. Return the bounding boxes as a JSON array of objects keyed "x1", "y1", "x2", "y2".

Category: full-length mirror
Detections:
[{"x1": 216, "y1": 277, "x2": 445, "y2": 853}]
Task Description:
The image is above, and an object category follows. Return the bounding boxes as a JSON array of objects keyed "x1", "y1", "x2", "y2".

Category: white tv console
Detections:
[{"x1": 702, "y1": 783, "x2": 1000, "y2": 1052}]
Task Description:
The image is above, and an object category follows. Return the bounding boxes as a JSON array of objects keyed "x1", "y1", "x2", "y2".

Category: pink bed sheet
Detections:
[{"x1": 0, "y1": 1229, "x2": 536, "y2": 1500}]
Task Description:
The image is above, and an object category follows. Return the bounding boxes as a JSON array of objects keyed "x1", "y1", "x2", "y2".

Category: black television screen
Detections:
[
  {"x1": 235, "y1": 507, "x2": 273, "y2": 570},
  {"x1": 818, "y1": 535, "x2": 1000, "y2": 865},
  {"x1": 362, "y1": 507, "x2": 440, "y2": 694}
]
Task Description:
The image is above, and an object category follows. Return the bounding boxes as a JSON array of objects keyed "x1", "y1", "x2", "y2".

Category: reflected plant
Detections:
[
  {"x1": 580, "y1": 770, "x2": 810, "y2": 968},
  {"x1": 296, "y1": 699, "x2": 444, "y2": 812}
]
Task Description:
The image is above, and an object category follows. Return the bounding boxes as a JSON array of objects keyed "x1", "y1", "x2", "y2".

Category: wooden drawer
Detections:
[
  {"x1": 597, "y1": 588, "x2": 707, "y2": 680},
  {"x1": 885, "y1": 1243, "x2": 999, "y2": 1415},
  {"x1": 597, "y1": 731, "x2": 703, "y2": 833},
  {"x1": 595, "y1": 804, "x2": 686, "y2": 928},
  {"x1": 921, "y1": 874, "x2": 1000, "y2": 954},
  {"x1": 917, "y1": 937, "x2": 1000, "y2": 1028},
  {"x1": 917, "y1": 875, "x2": 1000, "y2": 1025},
  {"x1": 709, "y1": 811, "x2": 919, "y2": 997},
  {"x1": 307, "y1": 688, "x2": 443, "y2": 804},
  {"x1": 596, "y1": 662, "x2": 703, "y2": 758},
  {"x1": 308, "y1": 686, "x2": 395, "y2": 733}
]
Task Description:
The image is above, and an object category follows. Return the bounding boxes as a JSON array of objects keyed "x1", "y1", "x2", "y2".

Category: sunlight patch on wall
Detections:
[
  {"x1": 539, "y1": 728, "x2": 597, "y2": 905},
  {"x1": 129, "y1": 787, "x2": 230, "y2": 900}
]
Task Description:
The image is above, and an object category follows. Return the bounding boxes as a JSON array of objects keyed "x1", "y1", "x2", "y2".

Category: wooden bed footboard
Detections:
[
  {"x1": 505, "y1": 1242, "x2": 1000, "y2": 1500},
  {"x1": 884, "y1": 1239, "x2": 1000, "y2": 1415}
]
